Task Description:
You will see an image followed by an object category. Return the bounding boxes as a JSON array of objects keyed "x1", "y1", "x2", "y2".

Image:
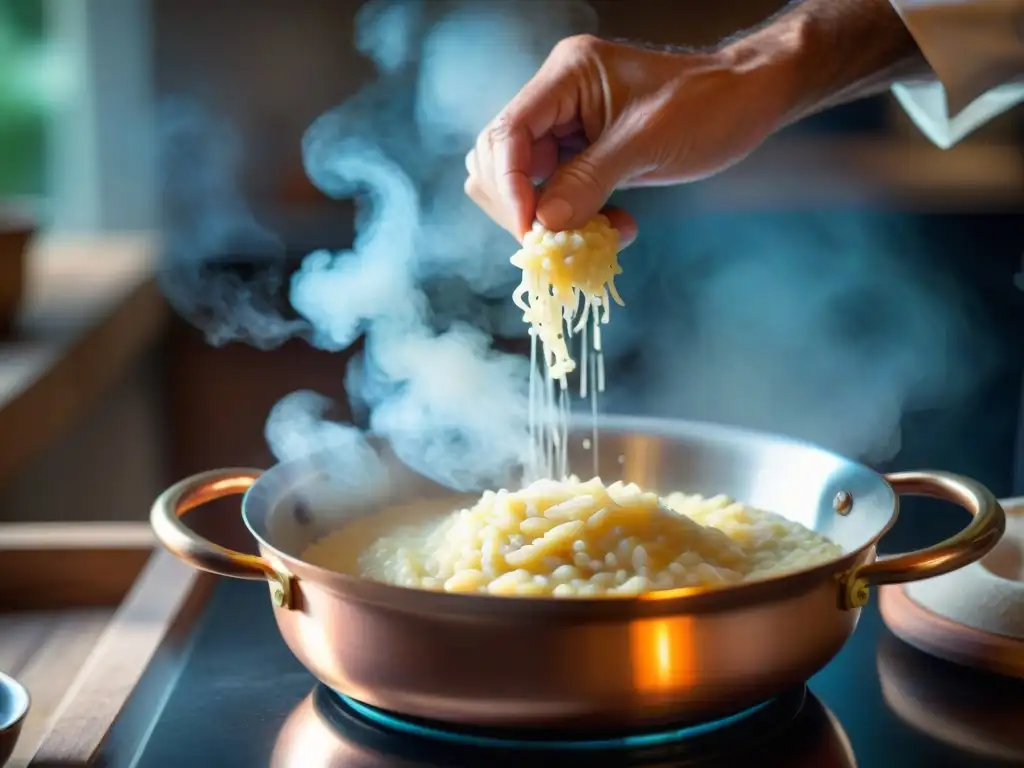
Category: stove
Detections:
[
  {"x1": 121, "y1": 576, "x2": 1024, "y2": 768},
  {"x1": 264, "y1": 684, "x2": 854, "y2": 767}
]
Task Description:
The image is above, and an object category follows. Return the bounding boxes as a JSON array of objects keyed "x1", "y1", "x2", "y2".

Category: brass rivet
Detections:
[
  {"x1": 844, "y1": 577, "x2": 870, "y2": 610},
  {"x1": 833, "y1": 491, "x2": 853, "y2": 515},
  {"x1": 271, "y1": 588, "x2": 285, "y2": 607}
]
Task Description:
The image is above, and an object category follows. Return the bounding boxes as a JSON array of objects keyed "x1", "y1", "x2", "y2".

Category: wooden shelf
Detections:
[
  {"x1": 0, "y1": 234, "x2": 168, "y2": 491},
  {"x1": 694, "y1": 138, "x2": 1024, "y2": 211}
]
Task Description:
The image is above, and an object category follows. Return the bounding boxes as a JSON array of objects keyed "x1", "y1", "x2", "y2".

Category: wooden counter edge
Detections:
[
  {"x1": 28, "y1": 550, "x2": 216, "y2": 768},
  {"x1": 0, "y1": 523, "x2": 157, "y2": 611},
  {"x1": 0, "y1": 521, "x2": 160, "y2": 767}
]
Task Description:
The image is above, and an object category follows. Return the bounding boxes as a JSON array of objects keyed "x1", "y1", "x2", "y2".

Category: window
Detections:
[
  {"x1": 0, "y1": 0, "x2": 48, "y2": 196},
  {"x1": 1, "y1": 0, "x2": 156, "y2": 231}
]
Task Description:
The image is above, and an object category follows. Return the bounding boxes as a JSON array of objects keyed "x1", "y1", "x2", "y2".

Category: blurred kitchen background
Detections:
[{"x1": 0, "y1": 0, "x2": 1021, "y2": 560}]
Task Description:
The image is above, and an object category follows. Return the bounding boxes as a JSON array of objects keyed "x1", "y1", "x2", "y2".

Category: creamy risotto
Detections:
[{"x1": 301, "y1": 477, "x2": 843, "y2": 597}]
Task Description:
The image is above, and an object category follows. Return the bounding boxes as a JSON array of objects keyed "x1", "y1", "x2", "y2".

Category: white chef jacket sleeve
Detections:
[{"x1": 889, "y1": 0, "x2": 1024, "y2": 148}]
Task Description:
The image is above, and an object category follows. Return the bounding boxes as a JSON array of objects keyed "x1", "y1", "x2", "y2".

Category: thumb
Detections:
[{"x1": 535, "y1": 131, "x2": 639, "y2": 231}]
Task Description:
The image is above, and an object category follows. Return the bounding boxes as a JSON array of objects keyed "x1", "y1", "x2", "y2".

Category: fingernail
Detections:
[{"x1": 537, "y1": 198, "x2": 574, "y2": 229}]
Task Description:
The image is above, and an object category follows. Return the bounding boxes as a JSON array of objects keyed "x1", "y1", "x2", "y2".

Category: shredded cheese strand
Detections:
[{"x1": 511, "y1": 215, "x2": 624, "y2": 386}]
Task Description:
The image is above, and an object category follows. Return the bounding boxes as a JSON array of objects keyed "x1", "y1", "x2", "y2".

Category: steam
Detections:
[
  {"x1": 264, "y1": 0, "x2": 595, "y2": 489},
  {"x1": 599, "y1": 202, "x2": 998, "y2": 463},
  {"x1": 159, "y1": 0, "x2": 999, "y2": 489},
  {"x1": 158, "y1": 99, "x2": 307, "y2": 348},
  {"x1": 276, "y1": 0, "x2": 606, "y2": 488},
  {"x1": 266, "y1": 390, "x2": 383, "y2": 477}
]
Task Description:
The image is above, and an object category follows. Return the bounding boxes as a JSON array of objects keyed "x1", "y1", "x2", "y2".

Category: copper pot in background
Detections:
[{"x1": 0, "y1": 200, "x2": 36, "y2": 337}]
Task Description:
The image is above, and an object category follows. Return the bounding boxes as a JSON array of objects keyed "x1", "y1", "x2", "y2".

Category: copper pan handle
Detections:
[
  {"x1": 150, "y1": 469, "x2": 293, "y2": 608},
  {"x1": 840, "y1": 471, "x2": 1005, "y2": 610}
]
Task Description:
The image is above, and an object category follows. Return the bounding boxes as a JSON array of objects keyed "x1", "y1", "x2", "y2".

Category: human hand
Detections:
[{"x1": 464, "y1": 34, "x2": 793, "y2": 244}]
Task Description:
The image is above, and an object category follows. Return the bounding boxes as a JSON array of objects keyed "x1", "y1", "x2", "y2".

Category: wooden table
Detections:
[{"x1": 0, "y1": 523, "x2": 210, "y2": 768}]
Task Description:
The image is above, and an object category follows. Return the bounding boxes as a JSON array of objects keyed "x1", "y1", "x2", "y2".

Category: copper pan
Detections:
[{"x1": 150, "y1": 416, "x2": 1004, "y2": 731}]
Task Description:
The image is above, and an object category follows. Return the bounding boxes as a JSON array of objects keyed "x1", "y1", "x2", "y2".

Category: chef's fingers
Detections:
[
  {"x1": 467, "y1": 147, "x2": 638, "y2": 248},
  {"x1": 464, "y1": 149, "x2": 518, "y2": 239},
  {"x1": 482, "y1": 51, "x2": 583, "y2": 237},
  {"x1": 601, "y1": 206, "x2": 638, "y2": 250}
]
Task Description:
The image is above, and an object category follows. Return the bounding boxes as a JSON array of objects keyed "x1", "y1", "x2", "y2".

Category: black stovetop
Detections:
[{"x1": 122, "y1": 571, "x2": 1024, "y2": 768}]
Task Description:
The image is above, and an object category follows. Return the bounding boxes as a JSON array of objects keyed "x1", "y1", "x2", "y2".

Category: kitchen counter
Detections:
[{"x1": 0, "y1": 234, "x2": 168, "y2": 490}]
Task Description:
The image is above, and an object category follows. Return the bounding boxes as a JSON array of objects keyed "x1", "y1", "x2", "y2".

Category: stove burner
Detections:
[{"x1": 316, "y1": 686, "x2": 807, "y2": 764}]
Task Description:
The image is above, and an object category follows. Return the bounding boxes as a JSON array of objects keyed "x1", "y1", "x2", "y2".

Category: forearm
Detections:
[{"x1": 722, "y1": 0, "x2": 933, "y2": 128}]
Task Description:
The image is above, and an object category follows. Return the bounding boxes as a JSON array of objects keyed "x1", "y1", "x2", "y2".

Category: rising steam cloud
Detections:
[{"x1": 162, "y1": 0, "x2": 998, "y2": 490}]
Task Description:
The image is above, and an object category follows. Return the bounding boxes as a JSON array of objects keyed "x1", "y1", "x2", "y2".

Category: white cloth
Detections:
[{"x1": 889, "y1": 0, "x2": 1024, "y2": 147}]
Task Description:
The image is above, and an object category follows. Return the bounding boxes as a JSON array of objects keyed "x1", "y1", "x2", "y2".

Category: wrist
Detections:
[
  {"x1": 718, "y1": 0, "x2": 928, "y2": 131},
  {"x1": 715, "y1": 20, "x2": 808, "y2": 136}
]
